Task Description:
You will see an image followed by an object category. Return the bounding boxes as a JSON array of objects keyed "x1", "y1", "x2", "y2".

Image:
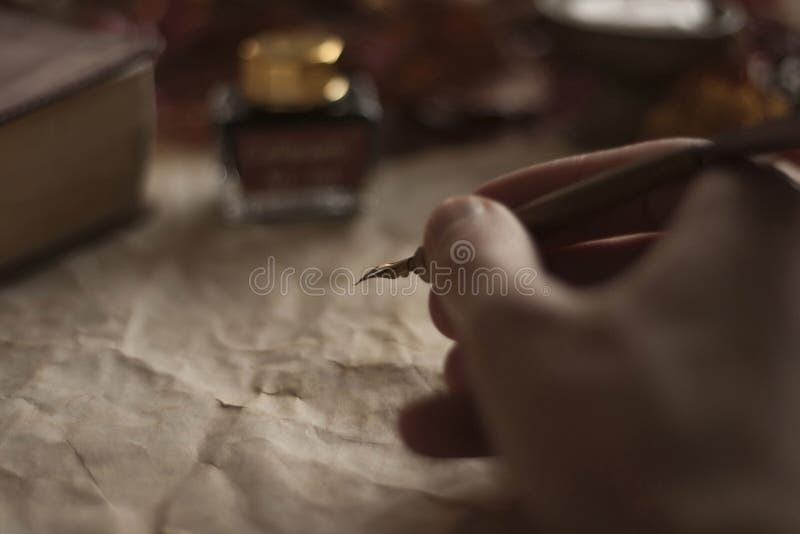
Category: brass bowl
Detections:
[{"x1": 535, "y1": 0, "x2": 746, "y2": 83}]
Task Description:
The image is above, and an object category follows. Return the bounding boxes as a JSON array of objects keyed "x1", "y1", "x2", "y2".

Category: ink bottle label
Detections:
[
  {"x1": 233, "y1": 124, "x2": 370, "y2": 192},
  {"x1": 211, "y1": 29, "x2": 382, "y2": 222}
]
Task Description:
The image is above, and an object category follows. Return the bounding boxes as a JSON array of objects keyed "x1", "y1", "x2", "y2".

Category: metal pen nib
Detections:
[{"x1": 357, "y1": 246, "x2": 428, "y2": 284}]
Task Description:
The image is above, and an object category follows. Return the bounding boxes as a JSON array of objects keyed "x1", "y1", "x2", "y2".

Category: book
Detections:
[{"x1": 0, "y1": 8, "x2": 158, "y2": 273}]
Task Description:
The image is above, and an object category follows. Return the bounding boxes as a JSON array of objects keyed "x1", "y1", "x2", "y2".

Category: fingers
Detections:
[
  {"x1": 430, "y1": 233, "x2": 661, "y2": 339},
  {"x1": 478, "y1": 140, "x2": 704, "y2": 249},
  {"x1": 414, "y1": 195, "x2": 559, "y2": 462},
  {"x1": 424, "y1": 140, "x2": 707, "y2": 340},
  {"x1": 477, "y1": 138, "x2": 706, "y2": 207},
  {"x1": 627, "y1": 160, "x2": 800, "y2": 299},
  {"x1": 417, "y1": 199, "x2": 661, "y2": 462},
  {"x1": 672, "y1": 160, "x2": 800, "y2": 245},
  {"x1": 428, "y1": 293, "x2": 455, "y2": 340},
  {"x1": 535, "y1": 178, "x2": 688, "y2": 248},
  {"x1": 443, "y1": 345, "x2": 467, "y2": 391},
  {"x1": 398, "y1": 392, "x2": 491, "y2": 458},
  {"x1": 400, "y1": 345, "x2": 492, "y2": 458},
  {"x1": 544, "y1": 233, "x2": 660, "y2": 286},
  {"x1": 423, "y1": 196, "x2": 560, "y2": 330},
  {"x1": 416, "y1": 234, "x2": 658, "y2": 460},
  {"x1": 417, "y1": 195, "x2": 571, "y2": 464}
]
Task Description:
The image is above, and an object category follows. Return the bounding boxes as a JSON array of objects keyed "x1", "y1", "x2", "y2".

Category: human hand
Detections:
[{"x1": 399, "y1": 141, "x2": 800, "y2": 532}]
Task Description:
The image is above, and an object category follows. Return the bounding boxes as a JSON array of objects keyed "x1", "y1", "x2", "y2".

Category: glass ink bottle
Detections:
[{"x1": 211, "y1": 29, "x2": 382, "y2": 221}]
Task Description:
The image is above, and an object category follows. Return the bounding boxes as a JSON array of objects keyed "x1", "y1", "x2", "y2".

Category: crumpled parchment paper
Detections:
[{"x1": 0, "y1": 134, "x2": 568, "y2": 534}]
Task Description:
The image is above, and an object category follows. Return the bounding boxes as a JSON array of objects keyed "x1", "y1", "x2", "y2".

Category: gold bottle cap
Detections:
[{"x1": 239, "y1": 29, "x2": 349, "y2": 109}]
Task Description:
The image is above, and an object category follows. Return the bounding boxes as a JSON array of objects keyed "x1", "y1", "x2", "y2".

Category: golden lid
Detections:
[{"x1": 239, "y1": 29, "x2": 349, "y2": 109}]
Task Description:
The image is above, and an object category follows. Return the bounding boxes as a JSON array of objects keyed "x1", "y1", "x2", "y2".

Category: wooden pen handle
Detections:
[
  {"x1": 514, "y1": 147, "x2": 706, "y2": 233},
  {"x1": 516, "y1": 115, "x2": 800, "y2": 234}
]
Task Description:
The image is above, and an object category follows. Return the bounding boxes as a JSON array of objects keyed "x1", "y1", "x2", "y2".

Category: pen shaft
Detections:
[
  {"x1": 514, "y1": 147, "x2": 705, "y2": 233},
  {"x1": 517, "y1": 114, "x2": 800, "y2": 233}
]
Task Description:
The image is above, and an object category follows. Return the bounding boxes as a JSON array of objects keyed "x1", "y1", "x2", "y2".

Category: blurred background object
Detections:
[
  {"x1": 5, "y1": 0, "x2": 798, "y2": 149},
  {"x1": 211, "y1": 28, "x2": 382, "y2": 222},
  {"x1": 2, "y1": 0, "x2": 553, "y2": 150},
  {"x1": 535, "y1": 0, "x2": 798, "y2": 146},
  {"x1": 3, "y1": 0, "x2": 800, "y2": 202}
]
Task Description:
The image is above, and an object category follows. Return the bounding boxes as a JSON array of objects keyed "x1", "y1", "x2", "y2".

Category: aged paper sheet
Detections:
[{"x1": 0, "y1": 134, "x2": 567, "y2": 534}]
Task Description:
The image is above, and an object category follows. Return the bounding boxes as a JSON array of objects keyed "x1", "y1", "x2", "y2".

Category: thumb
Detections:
[
  {"x1": 424, "y1": 197, "x2": 614, "y2": 528},
  {"x1": 423, "y1": 196, "x2": 579, "y2": 517},
  {"x1": 423, "y1": 196, "x2": 558, "y2": 328}
]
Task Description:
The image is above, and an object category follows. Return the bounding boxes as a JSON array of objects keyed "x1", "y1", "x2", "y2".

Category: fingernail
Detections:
[{"x1": 424, "y1": 196, "x2": 486, "y2": 255}]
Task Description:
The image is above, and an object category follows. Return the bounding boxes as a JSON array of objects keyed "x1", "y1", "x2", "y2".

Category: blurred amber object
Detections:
[
  {"x1": 349, "y1": 0, "x2": 502, "y2": 106},
  {"x1": 212, "y1": 28, "x2": 382, "y2": 222},
  {"x1": 644, "y1": 74, "x2": 791, "y2": 139},
  {"x1": 239, "y1": 30, "x2": 346, "y2": 109}
]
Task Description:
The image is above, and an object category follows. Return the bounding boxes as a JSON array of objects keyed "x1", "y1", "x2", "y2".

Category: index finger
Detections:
[
  {"x1": 428, "y1": 139, "x2": 709, "y2": 340},
  {"x1": 477, "y1": 138, "x2": 706, "y2": 206},
  {"x1": 477, "y1": 139, "x2": 708, "y2": 247}
]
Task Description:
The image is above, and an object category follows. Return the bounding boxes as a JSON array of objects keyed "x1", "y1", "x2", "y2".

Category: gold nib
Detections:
[
  {"x1": 356, "y1": 258, "x2": 413, "y2": 284},
  {"x1": 357, "y1": 247, "x2": 428, "y2": 284}
]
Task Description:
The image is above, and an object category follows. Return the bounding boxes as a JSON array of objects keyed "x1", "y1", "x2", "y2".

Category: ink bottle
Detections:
[{"x1": 211, "y1": 30, "x2": 382, "y2": 221}]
